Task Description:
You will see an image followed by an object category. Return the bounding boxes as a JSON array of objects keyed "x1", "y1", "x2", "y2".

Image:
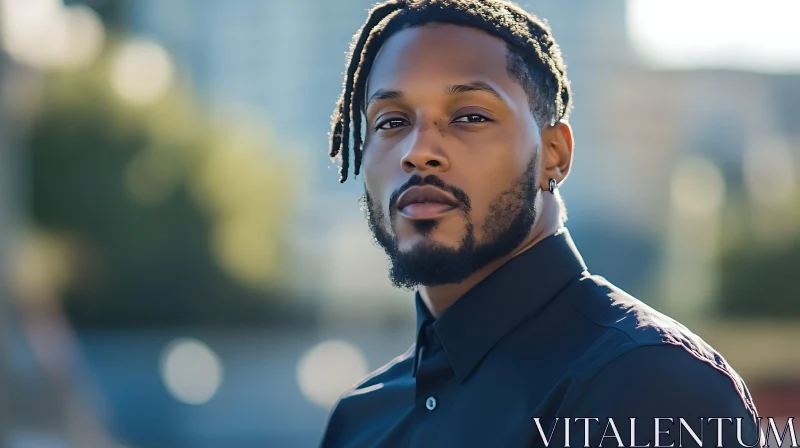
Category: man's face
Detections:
[{"x1": 361, "y1": 23, "x2": 543, "y2": 288}]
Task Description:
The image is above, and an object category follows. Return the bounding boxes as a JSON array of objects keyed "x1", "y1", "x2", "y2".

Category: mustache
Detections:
[{"x1": 388, "y1": 175, "x2": 472, "y2": 213}]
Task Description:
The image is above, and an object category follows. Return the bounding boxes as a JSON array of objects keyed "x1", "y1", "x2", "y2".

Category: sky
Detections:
[{"x1": 626, "y1": 0, "x2": 800, "y2": 73}]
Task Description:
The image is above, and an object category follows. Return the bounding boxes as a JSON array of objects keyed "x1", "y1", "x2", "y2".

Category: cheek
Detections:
[
  {"x1": 362, "y1": 152, "x2": 382, "y2": 195},
  {"x1": 458, "y1": 156, "x2": 527, "y2": 231},
  {"x1": 364, "y1": 142, "x2": 413, "y2": 211},
  {"x1": 363, "y1": 174, "x2": 394, "y2": 223},
  {"x1": 458, "y1": 123, "x2": 533, "y2": 170},
  {"x1": 364, "y1": 180, "x2": 387, "y2": 216},
  {"x1": 465, "y1": 184, "x2": 504, "y2": 230},
  {"x1": 362, "y1": 139, "x2": 399, "y2": 171},
  {"x1": 363, "y1": 146, "x2": 394, "y2": 192}
]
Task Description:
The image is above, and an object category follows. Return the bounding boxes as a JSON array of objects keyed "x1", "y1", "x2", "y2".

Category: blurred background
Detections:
[{"x1": 0, "y1": 0, "x2": 798, "y2": 446}]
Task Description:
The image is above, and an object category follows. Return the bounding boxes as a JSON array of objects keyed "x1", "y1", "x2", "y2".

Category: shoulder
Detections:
[
  {"x1": 566, "y1": 274, "x2": 739, "y2": 375},
  {"x1": 564, "y1": 344, "x2": 761, "y2": 447},
  {"x1": 579, "y1": 344, "x2": 753, "y2": 414},
  {"x1": 560, "y1": 275, "x2": 758, "y2": 417},
  {"x1": 569, "y1": 273, "x2": 698, "y2": 347}
]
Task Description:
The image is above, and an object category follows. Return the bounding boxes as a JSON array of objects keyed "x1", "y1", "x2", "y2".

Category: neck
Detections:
[{"x1": 419, "y1": 194, "x2": 563, "y2": 317}]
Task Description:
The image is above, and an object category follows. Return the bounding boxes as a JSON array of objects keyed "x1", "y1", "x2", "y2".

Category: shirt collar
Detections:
[
  {"x1": 412, "y1": 228, "x2": 587, "y2": 383},
  {"x1": 411, "y1": 291, "x2": 435, "y2": 376}
]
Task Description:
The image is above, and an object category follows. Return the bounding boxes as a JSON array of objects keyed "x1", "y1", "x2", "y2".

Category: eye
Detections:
[
  {"x1": 376, "y1": 118, "x2": 409, "y2": 130},
  {"x1": 452, "y1": 114, "x2": 491, "y2": 124}
]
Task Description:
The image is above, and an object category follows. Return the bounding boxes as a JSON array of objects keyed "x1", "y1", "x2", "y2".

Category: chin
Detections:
[
  {"x1": 397, "y1": 216, "x2": 464, "y2": 242},
  {"x1": 397, "y1": 237, "x2": 451, "y2": 255}
]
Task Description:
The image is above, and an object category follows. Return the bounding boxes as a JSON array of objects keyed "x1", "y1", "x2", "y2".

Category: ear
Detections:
[{"x1": 540, "y1": 120, "x2": 574, "y2": 188}]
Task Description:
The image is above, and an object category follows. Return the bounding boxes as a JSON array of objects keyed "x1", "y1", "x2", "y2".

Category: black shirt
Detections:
[{"x1": 320, "y1": 229, "x2": 761, "y2": 447}]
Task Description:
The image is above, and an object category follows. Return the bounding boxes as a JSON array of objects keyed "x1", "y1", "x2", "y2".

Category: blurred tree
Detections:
[
  {"x1": 26, "y1": 38, "x2": 301, "y2": 328},
  {"x1": 63, "y1": 0, "x2": 128, "y2": 29},
  {"x1": 715, "y1": 193, "x2": 800, "y2": 318},
  {"x1": 718, "y1": 239, "x2": 800, "y2": 318}
]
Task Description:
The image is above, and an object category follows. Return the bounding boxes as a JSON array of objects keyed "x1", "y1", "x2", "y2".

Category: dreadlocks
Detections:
[{"x1": 329, "y1": 0, "x2": 573, "y2": 183}]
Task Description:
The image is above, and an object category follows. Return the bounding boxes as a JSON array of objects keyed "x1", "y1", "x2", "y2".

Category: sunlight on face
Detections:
[
  {"x1": 362, "y1": 24, "x2": 539, "y2": 252},
  {"x1": 360, "y1": 24, "x2": 543, "y2": 287}
]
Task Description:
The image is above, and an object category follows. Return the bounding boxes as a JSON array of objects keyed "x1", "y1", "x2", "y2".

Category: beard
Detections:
[{"x1": 362, "y1": 154, "x2": 540, "y2": 289}]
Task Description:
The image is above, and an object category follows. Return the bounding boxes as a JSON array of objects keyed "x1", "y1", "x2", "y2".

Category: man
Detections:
[{"x1": 321, "y1": 1, "x2": 761, "y2": 447}]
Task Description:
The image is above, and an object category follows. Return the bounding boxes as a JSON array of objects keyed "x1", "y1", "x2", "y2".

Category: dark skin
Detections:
[{"x1": 363, "y1": 23, "x2": 575, "y2": 317}]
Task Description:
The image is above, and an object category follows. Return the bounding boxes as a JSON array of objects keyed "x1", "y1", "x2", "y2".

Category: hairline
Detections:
[{"x1": 360, "y1": 21, "x2": 556, "y2": 129}]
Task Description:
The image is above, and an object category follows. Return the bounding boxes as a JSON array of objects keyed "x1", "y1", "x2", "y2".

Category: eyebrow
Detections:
[
  {"x1": 445, "y1": 81, "x2": 505, "y2": 102},
  {"x1": 366, "y1": 89, "x2": 404, "y2": 110},
  {"x1": 365, "y1": 80, "x2": 506, "y2": 110}
]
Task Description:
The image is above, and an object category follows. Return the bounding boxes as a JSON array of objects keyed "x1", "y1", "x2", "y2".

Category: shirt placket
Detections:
[{"x1": 409, "y1": 326, "x2": 452, "y2": 446}]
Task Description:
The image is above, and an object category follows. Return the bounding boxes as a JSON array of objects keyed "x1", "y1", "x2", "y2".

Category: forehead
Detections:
[{"x1": 366, "y1": 23, "x2": 515, "y2": 96}]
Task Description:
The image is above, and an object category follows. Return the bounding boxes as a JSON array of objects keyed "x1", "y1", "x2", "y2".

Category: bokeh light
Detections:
[
  {"x1": 0, "y1": 0, "x2": 104, "y2": 70},
  {"x1": 160, "y1": 338, "x2": 224, "y2": 405},
  {"x1": 670, "y1": 156, "x2": 726, "y2": 220},
  {"x1": 110, "y1": 39, "x2": 174, "y2": 106},
  {"x1": 297, "y1": 340, "x2": 368, "y2": 409}
]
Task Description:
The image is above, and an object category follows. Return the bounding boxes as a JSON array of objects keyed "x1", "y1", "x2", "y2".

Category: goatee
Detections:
[{"x1": 362, "y1": 155, "x2": 539, "y2": 289}]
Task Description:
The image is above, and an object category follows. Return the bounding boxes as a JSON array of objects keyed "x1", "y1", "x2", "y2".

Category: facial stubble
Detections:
[{"x1": 362, "y1": 153, "x2": 540, "y2": 289}]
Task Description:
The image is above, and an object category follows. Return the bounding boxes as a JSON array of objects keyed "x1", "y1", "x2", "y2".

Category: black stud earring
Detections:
[{"x1": 548, "y1": 178, "x2": 557, "y2": 194}]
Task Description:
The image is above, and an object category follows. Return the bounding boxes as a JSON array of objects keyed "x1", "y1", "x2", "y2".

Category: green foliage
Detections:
[
  {"x1": 719, "y1": 239, "x2": 800, "y2": 318},
  {"x1": 27, "y1": 45, "x2": 298, "y2": 328}
]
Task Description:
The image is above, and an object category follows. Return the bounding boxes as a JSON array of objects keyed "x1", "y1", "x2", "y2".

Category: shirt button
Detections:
[{"x1": 425, "y1": 396, "x2": 437, "y2": 411}]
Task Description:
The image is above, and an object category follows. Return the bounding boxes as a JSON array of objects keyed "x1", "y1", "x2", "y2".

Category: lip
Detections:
[{"x1": 396, "y1": 185, "x2": 459, "y2": 220}]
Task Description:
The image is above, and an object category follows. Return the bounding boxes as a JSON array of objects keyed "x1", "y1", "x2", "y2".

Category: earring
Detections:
[{"x1": 548, "y1": 178, "x2": 557, "y2": 194}]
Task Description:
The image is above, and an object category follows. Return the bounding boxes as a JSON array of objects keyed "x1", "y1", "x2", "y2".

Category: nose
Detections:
[{"x1": 400, "y1": 121, "x2": 450, "y2": 174}]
